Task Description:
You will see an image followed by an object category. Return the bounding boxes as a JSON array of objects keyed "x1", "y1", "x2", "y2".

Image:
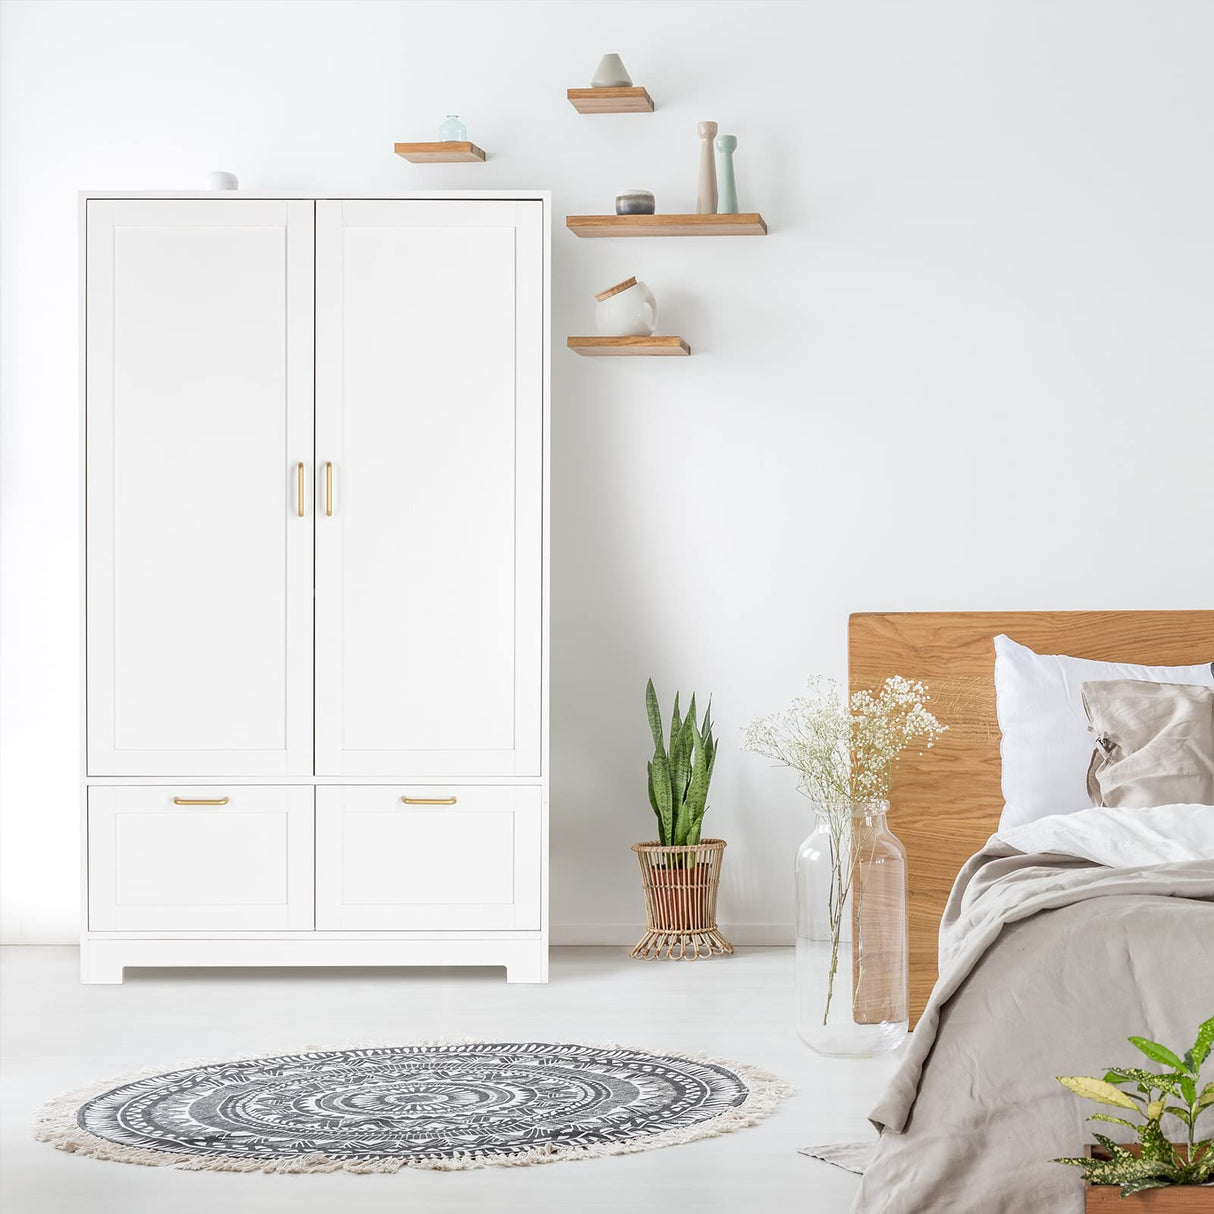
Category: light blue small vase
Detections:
[
  {"x1": 438, "y1": 114, "x2": 467, "y2": 141},
  {"x1": 715, "y1": 134, "x2": 739, "y2": 214}
]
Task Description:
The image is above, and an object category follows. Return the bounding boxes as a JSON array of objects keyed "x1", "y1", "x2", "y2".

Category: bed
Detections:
[{"x1": 846, "y1": 611, "x2": 1214, "y2": 1213}]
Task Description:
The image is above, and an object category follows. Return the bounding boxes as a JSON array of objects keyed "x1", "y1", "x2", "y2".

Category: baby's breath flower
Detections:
[{"x1": 742, "y1": 675, "x2": 947, "y2": 815}]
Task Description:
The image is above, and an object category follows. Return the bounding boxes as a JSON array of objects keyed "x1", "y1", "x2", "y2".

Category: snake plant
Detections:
[
  {"x1": 1054, "y1": 1015, "x2": 1214, "y2": 1197},
  {"x1": 645, "y1": 679, "x2": 717, "y2": 849}
]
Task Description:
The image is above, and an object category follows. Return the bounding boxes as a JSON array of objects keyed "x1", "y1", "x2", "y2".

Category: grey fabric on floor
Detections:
[{"x1": 798, "y1": 1142, "x2": 874, "y2": 1174}]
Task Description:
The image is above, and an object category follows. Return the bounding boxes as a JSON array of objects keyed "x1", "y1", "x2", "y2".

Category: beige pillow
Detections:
[{"x1": 1082, "y1": 680, "x2": 1214, "y2": 808}]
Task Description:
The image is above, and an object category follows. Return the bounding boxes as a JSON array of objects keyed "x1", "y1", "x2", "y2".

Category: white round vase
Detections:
[{"x1": 595, "y1": 278, "x2": 657, "y2": 337}]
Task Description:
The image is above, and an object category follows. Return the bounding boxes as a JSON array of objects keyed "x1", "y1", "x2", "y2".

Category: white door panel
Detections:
[
  {"x1": 86, "y1": 199, "x2": 313, "y2": 775},
  {"x1": 315, "y1": 200, "x2": 543, "y2": 776},
  {"x1": 88, "y1": 786, "x2": 314, "y2": 931},
  {"x1": 314, "y1": 785, "x2": 542, "y2": 930}
]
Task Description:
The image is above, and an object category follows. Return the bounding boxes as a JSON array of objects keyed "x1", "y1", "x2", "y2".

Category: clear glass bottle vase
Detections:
[{"x1": 795, "y1": 799, "x2": 908, "y2": 1057}]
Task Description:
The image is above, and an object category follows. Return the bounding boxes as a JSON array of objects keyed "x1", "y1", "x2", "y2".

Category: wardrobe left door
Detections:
[{"x1": 86, "y1": 199, "x2": 315, "y2": 776}]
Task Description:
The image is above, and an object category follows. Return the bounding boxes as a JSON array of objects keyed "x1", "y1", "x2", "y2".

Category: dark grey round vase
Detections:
[{"x1": 615, "y1": 190, "x2": 655, "y2": 216}]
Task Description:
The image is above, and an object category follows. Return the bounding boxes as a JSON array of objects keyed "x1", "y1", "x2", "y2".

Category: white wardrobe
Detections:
[{"x1": 81, "y1": 193, "x2": 549, "y2": 984}]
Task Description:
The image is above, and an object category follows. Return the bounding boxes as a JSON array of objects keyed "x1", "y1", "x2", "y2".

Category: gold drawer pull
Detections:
[
  {"x1": 400, "y1": 795, "x2": 457, "y2": 806},
  {"x1": 325, "y1": 461, "x2": 333, "y2": 517},
  {"x1": 173, "y1": 796, "x2": 230, "y2": 806},
  {"x1": 296, "y1": 462, "x2": 305, "y2": 517}
]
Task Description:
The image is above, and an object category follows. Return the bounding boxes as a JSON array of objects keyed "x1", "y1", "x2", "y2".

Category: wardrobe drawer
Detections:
[
  {"x1": 315, "y1": 786, "x2": 542, "y2": 931},
  {"x1": 87, "y1": 786, "x2": 314, "y2": 932}
]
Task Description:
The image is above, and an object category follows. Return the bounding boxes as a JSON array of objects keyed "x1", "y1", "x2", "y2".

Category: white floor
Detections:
[{"x1": 0, "y1": 946, "x2": 897, "y2": 1214}]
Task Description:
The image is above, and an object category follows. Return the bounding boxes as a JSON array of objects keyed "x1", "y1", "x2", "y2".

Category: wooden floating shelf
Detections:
[
  {"x1": 394, "y1": 141, "x2": 486, "y2": 163},
  {"x1": 566, "y1": 213, "x2": 767, "y2": 238},
  {"x1": 568, "y1": 336, "x2": 691, "y2": 357},
  {"x1": 567, "y1": 86, "x2": 654, "y2": 114}
]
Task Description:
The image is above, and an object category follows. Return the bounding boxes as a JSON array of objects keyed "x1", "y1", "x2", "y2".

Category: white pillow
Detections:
[{"x1": 993, "y1": 634, "x2": 1214, "y2": 830}]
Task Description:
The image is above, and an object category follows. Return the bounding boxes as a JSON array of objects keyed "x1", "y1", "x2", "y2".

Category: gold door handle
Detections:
[
  {"x1": 400, "y1": 796, "x2": 457, "y2": 806},
  {"x1": 325, "y1": 461, "x2": 333, "y2": 517},
  {"x1": 296, "y1": 462, "x2": 305, "y2": 518},
  {"x1": 173, "y1": 796, "x2": 230, "y2": 806}
]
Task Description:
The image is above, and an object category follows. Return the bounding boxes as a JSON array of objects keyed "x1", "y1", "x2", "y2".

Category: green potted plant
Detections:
[
  {"x1": 631, "y1": 679, "x2": 731, "y2": 962},
  {"x1": 1055, "y1": 1014, "x2": 1214, "y2": 1207}
]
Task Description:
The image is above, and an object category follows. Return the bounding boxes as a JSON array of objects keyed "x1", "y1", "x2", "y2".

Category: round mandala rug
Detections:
[{"x1": 36, "y1": 1042, "x2": 791, "y2": 1172}]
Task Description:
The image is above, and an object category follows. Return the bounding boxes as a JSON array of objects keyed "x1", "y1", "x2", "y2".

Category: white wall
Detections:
[{"x1": 2, "y1": 0, "x2": 1212, "y2": 945}]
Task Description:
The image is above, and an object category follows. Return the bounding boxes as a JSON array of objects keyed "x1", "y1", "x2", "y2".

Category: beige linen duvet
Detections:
[{"x1": 852, "y1": 805, "x2": 1214, "y2": 1214}]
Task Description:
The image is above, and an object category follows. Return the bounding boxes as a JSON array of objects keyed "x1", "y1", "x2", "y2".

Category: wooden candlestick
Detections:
[{"x1": 696, "y1": 122, "x2": 718, "y2": 215}]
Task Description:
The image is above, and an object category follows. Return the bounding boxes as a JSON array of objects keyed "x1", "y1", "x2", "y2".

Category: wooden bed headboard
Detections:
[{"x1": 848, "y1": 610, "x2": 1214, "y2": 1027}]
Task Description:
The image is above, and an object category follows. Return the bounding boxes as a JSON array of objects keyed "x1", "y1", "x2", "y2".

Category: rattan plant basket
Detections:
[{"x1": 631, "y1": 839, "x2": 734, "y2": 961}]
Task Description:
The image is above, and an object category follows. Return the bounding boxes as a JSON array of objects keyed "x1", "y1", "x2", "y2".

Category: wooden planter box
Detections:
[{"x1": 1083, "y1": 1145, "x2": 1214, "y2": 1211}]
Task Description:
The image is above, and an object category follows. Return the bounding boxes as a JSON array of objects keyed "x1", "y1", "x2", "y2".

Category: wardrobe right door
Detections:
[{"x1": 314, "y1": 200, "x2": 544, "y2": 778}]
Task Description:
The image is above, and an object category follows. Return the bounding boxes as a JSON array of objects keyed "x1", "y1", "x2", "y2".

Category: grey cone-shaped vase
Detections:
[{"x1": 591, "y1": 53, "x2": 632, "y2": 87}]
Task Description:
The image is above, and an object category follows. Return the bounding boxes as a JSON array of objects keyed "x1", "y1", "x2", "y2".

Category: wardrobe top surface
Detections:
[{"x1": 80, "y1": 190, "x2": 551, "y2": 202}]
